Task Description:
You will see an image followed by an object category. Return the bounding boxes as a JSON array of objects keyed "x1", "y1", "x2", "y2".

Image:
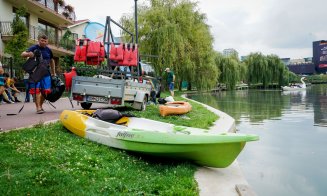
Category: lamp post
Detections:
[
  {"x1": 134, "y1": 0, "x2": 138, "y2": 44},
  {"x1": 134, "y1": 0, "x2": 142, "y2": 76}
]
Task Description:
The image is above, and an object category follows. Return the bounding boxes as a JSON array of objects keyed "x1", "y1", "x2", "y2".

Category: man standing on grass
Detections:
[{"x1": 165, "y1": 68, "x2": 175, "y2": 97}]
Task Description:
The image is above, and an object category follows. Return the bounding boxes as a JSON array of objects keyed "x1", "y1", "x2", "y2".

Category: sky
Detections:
[{"x1": 66, "y1": 0, "x2": 327, "y2": 59}]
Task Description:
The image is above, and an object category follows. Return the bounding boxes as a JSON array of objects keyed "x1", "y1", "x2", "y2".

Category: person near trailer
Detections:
[
  {"x1": 21, "y1": 34, "x2": 56, "y2": 114},
  {"x1": 146, "y1": 79, "x2": 157, "y2": 104},
  {"x1": 23, "y1": 72, "x2": 31, "y2": 102},
  {"x1": 164, "y1": 67, "x2": 175, "y2": 97},
  {"x1": 0, "y1": 60, "x2": 5, "y2": 103}
]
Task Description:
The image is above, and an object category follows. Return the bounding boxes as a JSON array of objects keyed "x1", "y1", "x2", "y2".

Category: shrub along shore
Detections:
[{"x1": 0, "y1": 93, "x2": 218, "y2": 195}]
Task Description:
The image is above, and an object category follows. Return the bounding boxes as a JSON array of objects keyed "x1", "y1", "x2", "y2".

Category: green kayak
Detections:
[{"x1": 60, "y1": 110, "x2": 259, "y2": 168}]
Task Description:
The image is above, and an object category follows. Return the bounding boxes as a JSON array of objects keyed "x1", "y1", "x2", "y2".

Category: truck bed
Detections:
[{"x1": 72, "y1": 76, "x2": 125, "y2": 98}]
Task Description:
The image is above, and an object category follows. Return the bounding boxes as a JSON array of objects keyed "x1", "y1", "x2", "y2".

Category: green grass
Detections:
[
  {"x1": 0, "y1": 92, "x2": 218, "y2": 195},
  {"x1": 129, "y1": 95, "x2": 218, "y2": 129}
]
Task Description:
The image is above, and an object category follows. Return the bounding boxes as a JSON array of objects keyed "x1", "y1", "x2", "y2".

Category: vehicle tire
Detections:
[
  {"x1": 81, "y1": 102, "x2": 92, "y2": 109},
  {"x1": 140, "y1": 96, "x2": 147, "y2": 111}
]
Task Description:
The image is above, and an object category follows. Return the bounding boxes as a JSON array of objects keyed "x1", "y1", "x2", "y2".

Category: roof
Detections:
[{"x1": 67, "y1": 19, "x2": 90, "y2": 28}]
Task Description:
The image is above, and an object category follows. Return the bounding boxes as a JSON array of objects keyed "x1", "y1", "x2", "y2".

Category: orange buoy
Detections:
[{"x1": 159, "y1": 101, "x2": 192, "y2": 117}]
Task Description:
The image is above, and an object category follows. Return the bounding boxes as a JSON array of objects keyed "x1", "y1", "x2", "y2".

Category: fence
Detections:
[{"x1": 0, "y1": 21, "x2": 77, "y2": 52}]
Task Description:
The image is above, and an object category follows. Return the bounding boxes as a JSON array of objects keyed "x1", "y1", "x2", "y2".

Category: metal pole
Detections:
[
  {"x1": 134, "y1": 0, "x2": 138, "y2": 44},
  {"x1": 10, "y1": 57, "x2": 13, "y2": 78},
  {"x1": 134, "y1": 0, "x2": 141, "y2": 76}
]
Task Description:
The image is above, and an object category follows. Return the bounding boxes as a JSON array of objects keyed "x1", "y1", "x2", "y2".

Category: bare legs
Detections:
[{"x1": 35, "y1": 93, "x2": 45, "y2": 113}]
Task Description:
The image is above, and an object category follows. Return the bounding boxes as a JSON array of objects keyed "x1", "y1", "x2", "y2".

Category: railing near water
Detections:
[{"x1": 0, "y1": 21, "x2": 77, "y2": 52}]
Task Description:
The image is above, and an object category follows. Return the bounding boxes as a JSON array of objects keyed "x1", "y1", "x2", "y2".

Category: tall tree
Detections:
[
  {"x1": 121, "y1": 0, "x2": 217, "y2": 90},
  {"x1": 5, "y1": 7, "x2": 29, "y2": 71},
  {"x1": 245, "y1": 52, "x2": 268, "y2": 87},
  {"x1": 245, "y1": 53, "x2": 292, "y2": 87},
  {"x1": 215, "y1": 52, "x2": 240, "y2": 90}
]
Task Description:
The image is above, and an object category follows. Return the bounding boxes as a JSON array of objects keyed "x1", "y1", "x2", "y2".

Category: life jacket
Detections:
[
  {"x1": 129, "y1": 44, "x2": 138, "y2": 66},
  {"x1": 121, "y1": 43, "x2": 132, "y2": 66},
  {"x1": 63, "y1": 67, "x2": 77, "y2": 91},
  {"x1": 74, "y1": 39, "x2": 89, "y2": 62},
  {"x1": 109, "y1": 43, "x2": 124, "y2": 61},
  {"x1": 86, "y1": 41, "x2": 105, "y2": 65},
  {"x1": 86, "y1": 41, "x2": 100, "y2": 57}
]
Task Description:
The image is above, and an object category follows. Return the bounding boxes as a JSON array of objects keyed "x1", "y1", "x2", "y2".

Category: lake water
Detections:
[{"x1": 188, "y1": 84, "x2": 327, "y2": 196}]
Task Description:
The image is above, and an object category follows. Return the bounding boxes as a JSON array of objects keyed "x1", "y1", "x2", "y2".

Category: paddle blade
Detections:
[{"x1": 18, "y1": 105, "x2": 25, "y2": 113}]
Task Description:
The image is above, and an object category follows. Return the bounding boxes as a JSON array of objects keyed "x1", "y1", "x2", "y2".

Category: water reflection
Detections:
[
  {"x1": 188, "y1": 84, "x2": 327, "y2": 196},
  {"x1": 189, "y1": 84, "x2": 326, "y2": 127}
]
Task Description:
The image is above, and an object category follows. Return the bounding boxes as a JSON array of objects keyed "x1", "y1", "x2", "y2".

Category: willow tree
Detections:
[
  {"x1": 266, "y1": 54, "x2": 289, "y2": 86},
  {"x1": 215, "y1": 52, "x2": 240, "y2": 90},
  {"x1": 245, "y1": 52, "x2": 295, "y2": 87},
  {"x1": 5, "y1": 7, "x2": 29, "y2": 72},
  {"x1": 245, "y1": 52, "x2": 269, "y2": 87},
  {"x1": 121, "y1": 0, "x2": 217, "y2": 90}
]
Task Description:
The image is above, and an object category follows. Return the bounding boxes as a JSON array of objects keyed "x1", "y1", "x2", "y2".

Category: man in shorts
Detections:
[
  {"x1": 21, "y1": 34, "x2": 56, "y2": 114},
  {"x1": 164, "y1": 68, "x2": 175, "y2": 97}
]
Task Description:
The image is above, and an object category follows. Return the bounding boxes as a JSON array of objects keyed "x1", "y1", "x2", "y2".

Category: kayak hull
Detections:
[
  {"x1": 60, "y1": 110, "x2": 258, "y2": 168},
  {"x1": 159, "y1": 101, "x2": 192, "y2": 116}
]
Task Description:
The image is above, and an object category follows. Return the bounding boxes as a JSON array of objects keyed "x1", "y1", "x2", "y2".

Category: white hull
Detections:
[
  {"x1": 282, "y1": 77, "x2": 307, "y2": 91},
  {"x1": 282, "y1": 86, "x2": 306, "y2": 91}
]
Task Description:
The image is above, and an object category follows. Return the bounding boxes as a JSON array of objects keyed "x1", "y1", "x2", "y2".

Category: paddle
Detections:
[{"x1": 6, "y1": 94, "x2": 25, "y2": 116}]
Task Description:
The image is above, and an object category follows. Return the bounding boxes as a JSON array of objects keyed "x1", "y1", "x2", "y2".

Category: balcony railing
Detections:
[
  {"x1": 0, "y1": 21, "x2": 77, "y2": 52},
  {"x1": 34, "y1": 0, "x2": 76, "y2": 21}
]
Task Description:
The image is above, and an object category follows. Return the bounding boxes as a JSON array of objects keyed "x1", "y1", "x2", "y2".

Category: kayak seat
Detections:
[{"x1": 115, "y1": 116, "x2": 129, "y2": 126}]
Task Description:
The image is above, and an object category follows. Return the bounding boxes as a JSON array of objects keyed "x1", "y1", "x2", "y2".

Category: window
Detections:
[
  {"x1": 38, "y1": 20, "x2": 57, "y2": 44},
  {"x1": 13, "y1": 8, "x2": 29, "y2": 27}
]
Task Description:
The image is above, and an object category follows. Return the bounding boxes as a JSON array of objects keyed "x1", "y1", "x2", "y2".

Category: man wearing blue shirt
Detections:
[{"x1": 21, "y1": 34, "x2": 56, "y2": 114}]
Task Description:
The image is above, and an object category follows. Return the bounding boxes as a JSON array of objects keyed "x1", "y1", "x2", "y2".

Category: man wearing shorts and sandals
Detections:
[{"x1": 21, "y1": 34, "x2": 56, "y2": 114}]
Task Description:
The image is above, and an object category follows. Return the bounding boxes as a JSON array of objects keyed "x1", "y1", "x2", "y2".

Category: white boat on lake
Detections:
[{"x1": 282, "y1": 77, "x2": 306, "y2": 91}]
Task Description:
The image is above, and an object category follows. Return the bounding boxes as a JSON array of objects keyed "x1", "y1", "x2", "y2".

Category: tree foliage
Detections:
[
  {"x1": 121, "y1": 0, "x2": 217, "y2": 90},
  {"x1": 4, "y1": 7, "x2": 29, "y2": 70},
  {"x1": 215, "y1": 52, "x2": 241, "y2": 90},
  {"x1": 244, "y1": 52, "x2": 291, "y2": 87}
]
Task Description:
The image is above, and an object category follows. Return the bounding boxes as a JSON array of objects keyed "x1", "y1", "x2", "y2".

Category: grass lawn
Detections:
[{"x1": 0, "y1": 93, "x2": 218, "y2": 195}]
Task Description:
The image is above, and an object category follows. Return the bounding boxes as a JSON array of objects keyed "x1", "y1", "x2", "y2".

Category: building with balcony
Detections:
[
  {"x1": 67, "y1": 19, "x2": 89, "y2": 38},
  {"x1": 0, "y1": 0, "x2": 79, "y2": 75}
]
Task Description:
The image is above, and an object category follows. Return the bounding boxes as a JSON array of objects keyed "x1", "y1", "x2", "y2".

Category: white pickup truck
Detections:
[{"x1": 71, "y1": 75, "x2": 152, "y2": 111}]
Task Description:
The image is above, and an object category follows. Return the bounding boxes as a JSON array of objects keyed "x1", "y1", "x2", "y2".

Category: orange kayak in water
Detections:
[{"x1": 159, "y1": 101, "x2": 192, "y2": 116}]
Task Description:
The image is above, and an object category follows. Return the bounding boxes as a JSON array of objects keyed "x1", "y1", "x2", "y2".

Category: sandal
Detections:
[{"x1": 36, "y1": 109, "x2": 44, "y2": 114}]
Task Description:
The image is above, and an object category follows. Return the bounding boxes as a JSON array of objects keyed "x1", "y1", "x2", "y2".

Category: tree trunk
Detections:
[{"x1": 187, "y1": 82, "x2": 192, "y2": 91}]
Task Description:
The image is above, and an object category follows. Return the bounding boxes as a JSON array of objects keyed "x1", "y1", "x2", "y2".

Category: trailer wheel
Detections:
[
  {"x1": 81, "y1": 102, "x2": 92, "y2": 109},
  {"x1": 140, "y1": 96, "x2": 147, "y2": 111}
]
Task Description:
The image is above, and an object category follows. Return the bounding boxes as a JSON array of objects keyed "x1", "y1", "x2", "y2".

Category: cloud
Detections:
[
  {"x1": 198, "y1": 0, "x2": 327, "y2": 58},
  {"x1": 66, "y1": 0, "x2": 327, "y2": 58}
]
